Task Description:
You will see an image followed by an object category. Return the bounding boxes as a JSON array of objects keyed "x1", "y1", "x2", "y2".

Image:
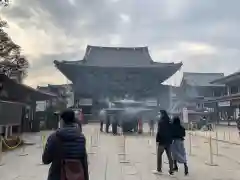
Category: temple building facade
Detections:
[
  {"x1": 0, "y1": 73, "x2": 55, "y2": 136},
  {"x1": 54, "y1": 45, "x2": 182, "y2": 119},
  {"x1": 169, "y1": 72, "x2": 225, "y2": 123},
  {"x1": 204, "y1": 71, "x2": 240, "y2": 124}
]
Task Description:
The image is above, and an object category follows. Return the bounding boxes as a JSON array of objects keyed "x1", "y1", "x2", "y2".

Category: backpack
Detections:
[
  {"x1": 60, "y1": 159, "x2": 85, "y2": 180},
  {"x1": 57, "y1": 134, "x2": 85, "y2": 180}
]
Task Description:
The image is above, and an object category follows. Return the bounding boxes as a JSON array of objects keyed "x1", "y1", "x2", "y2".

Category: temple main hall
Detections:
[{"x1": 54, "y1": 45, "x2": 182, "y2": 117}]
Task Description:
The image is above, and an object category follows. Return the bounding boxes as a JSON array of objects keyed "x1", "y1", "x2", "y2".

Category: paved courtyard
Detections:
[{"x1": 1, "y1": 124, "x2": 240, "y2": 180}]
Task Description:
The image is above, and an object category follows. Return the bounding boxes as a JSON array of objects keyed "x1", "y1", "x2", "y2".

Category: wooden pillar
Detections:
[
  {"x1": 227, "y1": 85, "x2": 230, "y2": 95},
  {"x1": 22, "y1": 105, "x2": 28, "y2": 133},
  {"x1": 157, "y1": 95, "x2": 160, "y2": 111},
  {"x1": 31, "y1": 101, "x2": 39, "y2": 132},
  {"x1": 215, "y1": 102, "x2": 219, "y2": 124},
  {"x1": 9, "y1": 126, "x2": 12, "y2": 136},
  {"x1": 31, "y1": 102, "x2": 36, "y2": 131},
  {"x1": 58, "y1": 117, "x2": 61, "y2": 129}
]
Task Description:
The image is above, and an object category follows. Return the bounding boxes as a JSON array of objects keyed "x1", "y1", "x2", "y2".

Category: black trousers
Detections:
[
  {"x1": 100, "y1": 121, "x2": 103, "y2": 132},
  {"x1": 112, "y1": 123, "x2": 117, "y2": 135},
  {"x1": 157, "y1": 144, "x2": 174, "y2": 172},
  {"x1": 106, "y1": 123, "x2": 110, "y2": 133}
]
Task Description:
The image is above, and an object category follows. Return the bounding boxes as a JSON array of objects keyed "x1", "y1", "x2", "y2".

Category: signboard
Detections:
[
  {"x1": 231, "y1": 99, "x2": 240, "y2": 106},
  {"x1": 182, "y1": 107, "x2": 189, "y2": 123},
  {"x1": 36, "y1": 101, "x2": 47, "y2": 112},
  {"x1": 218, "y1": 101, "x2": 230, "y2": 107},
  {"x1": 0, "y1": 101, "x2": 23, "y2": 126},
  {"x1": 79, "y1": 98, "x2": 93, "y2": 106},
  {"x1": 145, "y1": 100, "x2": 157, "y2": 107}
]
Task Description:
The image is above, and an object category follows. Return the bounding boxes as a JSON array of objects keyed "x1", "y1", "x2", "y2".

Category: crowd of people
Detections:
[{"x1": 41, "y1": 109, "x2": 188, "y2": 180}]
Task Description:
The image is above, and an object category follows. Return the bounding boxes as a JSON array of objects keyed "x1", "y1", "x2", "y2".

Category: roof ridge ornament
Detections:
[{"x1": 84, "y1": 46, "x2": 92, "y2": 60}]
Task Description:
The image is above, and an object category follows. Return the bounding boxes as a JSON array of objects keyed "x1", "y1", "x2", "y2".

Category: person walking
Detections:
[
  {"x1": 42, "y1": 109, "x2": 89, "y2": 180},
  {"x1": 236, "y1": 114, "x2": 240, "y2": 137},
  {"x1": 153, "y1": 110, "x2": 174, "y2": 175},
  {"x1": 227, "y1": 116, "x2": 232, "y2": 126},
  {"x1": 149, "y1": 119, "x2": 155, "y2": 136},
  {"x1": 112, "y1": 115, "x2": 118, "y2": 135},
  {"x1": 106, "y1": 115, "x2": 110, "y2": 133},
  {"x1": 99, "y1": 109, "x2": 106, "y2": 132},
  {"x1": 171, "y1": 116, "x2": 189, "y2": 176},
  {"x1": 138, "y1": 119, "x2": 143, "y2": 134}
]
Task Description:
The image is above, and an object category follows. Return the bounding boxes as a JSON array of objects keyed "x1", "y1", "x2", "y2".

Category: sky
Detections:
[{"x1": 1, "y1": 0, "x2": 240, "y2": 87}]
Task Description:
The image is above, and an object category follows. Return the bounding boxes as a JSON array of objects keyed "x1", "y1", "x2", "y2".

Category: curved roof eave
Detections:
[
  {"x1": 54, "y1": 59, "x2": 182, "y2": 69},
  {"x1": 0, "y1": 74, "x2": 57, "y2": 102},
  {"x1": 54, "y1": 60, "x2": 182, "y2": 83},
  {"x1": 211, "y1": 71, "x2": 240, "y2": 84}
]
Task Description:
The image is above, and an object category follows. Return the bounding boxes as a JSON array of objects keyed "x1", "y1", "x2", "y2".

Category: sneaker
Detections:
[
  {"x1": 152, "y1": 170, "x2": 162, "y2": 175},
  {"x1": 173, "y1": 167, "x2": 178, "y2": 172},
  {"x1": 169, "y1": 170, "x2": 174, "y2": 175},
  {"x1": 173, "y1": 160, "x2": 178, "y2": 172},
  {"x1": 184, "y1": 164, "x2": 189, "y2": 176}
]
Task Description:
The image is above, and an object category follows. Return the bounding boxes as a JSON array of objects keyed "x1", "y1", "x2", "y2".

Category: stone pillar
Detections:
[
  {"x1": 5, "y1": 126, "x2": 8, "y2": 138},
  {"x1": 31, "y1": 102, "x2": 40, "y2": 132}
]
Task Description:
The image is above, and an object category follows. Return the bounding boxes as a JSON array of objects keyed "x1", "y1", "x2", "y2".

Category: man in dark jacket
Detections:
[
  {"x1": 154, "y1": 110, "x2": 174, "y2": 175},
  {"x1": 106, "y1": 115, "x2": 110, "y2": 133},
  {"x1": 112, "y1": 115, "x2": 118, "y2": 135},
  {"x1": 42, "y1": 109, "x2": 89, "y2": 180}
]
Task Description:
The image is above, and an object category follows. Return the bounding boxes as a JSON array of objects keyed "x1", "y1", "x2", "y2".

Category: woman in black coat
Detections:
[{"x1": 171, "y1": 116, "x2": 189, "y2": 175}]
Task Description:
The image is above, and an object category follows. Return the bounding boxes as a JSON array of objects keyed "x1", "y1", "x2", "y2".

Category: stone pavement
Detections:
[{"x1": 1, "y1": 124, "x2": 240, "y2": 180}]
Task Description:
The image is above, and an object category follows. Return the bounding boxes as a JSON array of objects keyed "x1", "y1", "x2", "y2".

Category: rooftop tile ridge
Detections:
[
  {"x1": 87, "y1": 45, "x2": 149, "y2": 50},
  {"x1": 183, "y1": 72, "x2": 224, "y2": 75}
]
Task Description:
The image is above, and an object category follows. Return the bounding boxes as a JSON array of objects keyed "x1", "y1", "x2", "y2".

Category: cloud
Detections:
[
  {"x1": 119, "y1": 14, "x2": 131, "y2": 23},
  {"x1": 1, "y1": 0, "x2": 240, "y2": 87}
]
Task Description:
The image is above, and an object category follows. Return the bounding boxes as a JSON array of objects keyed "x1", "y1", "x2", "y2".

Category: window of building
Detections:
[
  {"x1": 197, "y1": 103, "x2": 201, "y2": 108},
  {"x1": 213, "y1": 89, "x2": 222, "y2": 97},
  {"x1": 230, "y1": 86, "x2": 238, "y2": 94}
]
